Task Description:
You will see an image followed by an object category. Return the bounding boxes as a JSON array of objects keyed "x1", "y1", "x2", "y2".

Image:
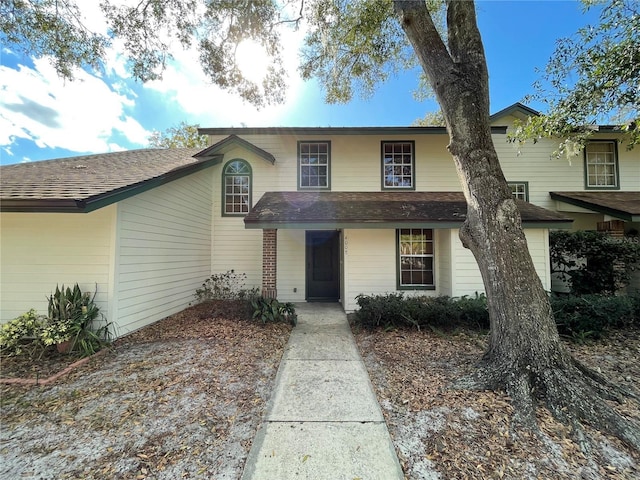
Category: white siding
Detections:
[
  {"x1": 276, "y1": 230, "x2": 306, "y2": 302},
  {"x1": 450, "y1": 230, "x2": 485, "y2": 298},
  {"x1": 209, "y1": 133, "x2": 463, "y2": 194},
  {"x1": 343, "y1": 229, "x2": 397, "y2": 311},
  {"x1": 525, "y1": 229, "x2": 551, "y2": 291},
  {"x1": 342, "y1": 229, "x2": 446, "y2": 312},
  {"x1": 211, "y1": 147, "x2": 277, "y2": 290},
  {"x1": 437, "y1": 229, "x2": 453, "y2": 297},
  {"x1": 449, "y1": 228, "x2": 551, "y2": 297},
  {"x1": 496, "y1": 117, "x2": 639, "y2": 230},
  {"x1": 115, "y1": 170, "x2": 212, "y2": 335},
  {"x1": 0, "y1": 207, "x2": 115, "y2": 323}
]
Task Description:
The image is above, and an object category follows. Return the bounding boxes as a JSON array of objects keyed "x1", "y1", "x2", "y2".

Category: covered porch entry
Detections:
[{"x1": 244, "y1": 191, "x2": 572, "y2": 310}]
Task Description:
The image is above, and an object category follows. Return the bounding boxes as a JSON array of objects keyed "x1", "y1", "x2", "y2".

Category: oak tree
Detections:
[{"x1": 513, "y1": 0, "x2": 639, "y2": 154}]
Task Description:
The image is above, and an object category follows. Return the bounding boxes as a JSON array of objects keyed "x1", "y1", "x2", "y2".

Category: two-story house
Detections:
[{"x1": 1, "y1": 103, "x2": 637, "y2": 336}]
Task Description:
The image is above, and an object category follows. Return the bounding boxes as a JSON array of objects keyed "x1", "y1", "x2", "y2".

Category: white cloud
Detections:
[
  {"x1": 143, "y1": 27, "x2": 309, "y2": 127},
  {"x1": 0, "y1": 57, "x2": 151, "y2": 155}
]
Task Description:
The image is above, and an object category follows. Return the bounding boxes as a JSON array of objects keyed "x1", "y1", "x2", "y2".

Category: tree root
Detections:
[
  {"x1": 572, "y1": 357, "x2": 640, "y2": 403},
  {"x1": 470, "y1": 359, "x2": 640, "y2": 453}
]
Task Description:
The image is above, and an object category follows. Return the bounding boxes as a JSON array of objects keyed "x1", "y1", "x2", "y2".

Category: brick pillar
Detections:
[{"x1": 262, "y1": 229, "x2": 277, "y2": 299}]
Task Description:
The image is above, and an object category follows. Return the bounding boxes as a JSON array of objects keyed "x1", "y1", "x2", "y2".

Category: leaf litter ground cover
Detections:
[
  {"x1": 0, "y1": 301, "x2": 291, "y2": 479},
  {"x1": 353, "y1": 326, "x2": 640, "y2": 480},
  {"x1": 2, "y1": 300, "x2": 639, "y2": 479}
]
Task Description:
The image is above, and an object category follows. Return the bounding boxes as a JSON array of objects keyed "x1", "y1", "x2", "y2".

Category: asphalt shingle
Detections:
[{"x1": 244, "y1": 191, "x2": 573, "y2": 227}]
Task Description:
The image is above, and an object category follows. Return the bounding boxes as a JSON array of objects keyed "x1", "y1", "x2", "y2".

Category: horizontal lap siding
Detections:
[
  {"x1": 343, "y1": 229, "x2": 396, "y2": 311},
  {"x1": 437, "y1": 229, "x2": 453, "y2": 297},
  {"x1": 524, "y1": 229, "x2": 551, "y2": 291},
  {"x1": 211, "y1": 146, "x2": 282, "y2": 290},
  {"x1": 276, "y1": 230, "x2": 306, "y2": 302},
  {"x1": 450, "y1": 231, "x2": 485, "y2": 297},
  {"x1": 115, "y1": 170, "x2": 212, "y2": 334},
  {"x1": 0, "y1": 208, "x2": 114, "y2": 323},
  {"x1": 210, "y1": 134, "x2": 462, "y2": 193},
  {"x1": 449, "y1": 228, "x2": 551, "y2": 297},
  {"x1": 211, "y1": 223, "x2": 262, "y2": 289}
]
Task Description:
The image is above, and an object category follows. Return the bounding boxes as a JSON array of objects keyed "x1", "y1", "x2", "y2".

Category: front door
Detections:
[{"x1": 306, "y1": 231, "x2": 340, "y2": 301}]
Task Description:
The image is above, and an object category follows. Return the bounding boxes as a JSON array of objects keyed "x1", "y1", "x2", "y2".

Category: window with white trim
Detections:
[
  {"x1": 382, "y1": 141, "x2": 415, "y2": 189},
  {"x1": 298, "y1": 141, "x2": 330, "y2": 189},
  {"x1": 223, "y1": 159, "x2": 251, "y2": 215},
  {"x1": 508, "y1": 182, "x2": 529, "y2": 201},
  {"x1": 398, "y1": 228, "x2": 434, "y2": 288},
  {"x1": 585, "y1": 141, "x2": 619, "y2": 188}
]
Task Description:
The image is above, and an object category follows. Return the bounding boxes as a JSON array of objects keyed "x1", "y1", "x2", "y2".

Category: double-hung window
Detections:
[
  {"x1": 298, "y1": 141, "x2": 330, "y2": 189},
  {"x1": 397, "y1": 229, "x2": 435, "y2": 289},
  {"x1": 508, "y1": 182, "x2": 529, "y2": 201},
  {"x1": 585, "y1": 141, "x2": 619, "y2": 189},
  {"x1": 223, "y1": 159, "x2": 251, "y2": 215},
  {"x1": 382, "y1": 141, "x2": 415, "y2": 189}
]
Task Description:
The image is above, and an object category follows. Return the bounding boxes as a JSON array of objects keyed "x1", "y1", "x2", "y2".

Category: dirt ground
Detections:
[
  {"x1": 0, "y1": 301, "x2": 291, "y2": 480},
  {"x1": 1, "y1": 302, "x2": 639, "y2": 479},
  {"x1": 354, "y1": 326, "x2": 640, "y2": 480}
]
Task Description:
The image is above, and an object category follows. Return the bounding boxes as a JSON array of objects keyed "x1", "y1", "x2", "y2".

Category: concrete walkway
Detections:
[{"x1": 241, "y1": 303, "x2": 404, "y2": 480}]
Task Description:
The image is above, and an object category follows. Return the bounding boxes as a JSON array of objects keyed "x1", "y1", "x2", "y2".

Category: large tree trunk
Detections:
[{"x1": 394, "y1": 0, "x2": 640, "y2": 450}]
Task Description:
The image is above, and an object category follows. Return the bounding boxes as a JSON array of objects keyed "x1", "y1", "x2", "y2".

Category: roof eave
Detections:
[
  {"x1": 244, "y1": 219, "x2": 573, "y2": 230},
  {"x1": 549, "y1": 192, "x2": 636, "y2": 222},
  {"x1": 199, "y1": 126, "x2": 508, "y2": 136}
]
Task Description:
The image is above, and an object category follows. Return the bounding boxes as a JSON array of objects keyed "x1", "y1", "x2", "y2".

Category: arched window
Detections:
[{"x1": 223, "y1": 159, "x2": 252, "y2": 215}]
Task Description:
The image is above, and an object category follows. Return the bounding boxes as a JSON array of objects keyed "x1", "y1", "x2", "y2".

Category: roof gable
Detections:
[
  {"x1": 490, "y1": 102, "x2": 540, "y2": 123},
  {"x1": 194, "y1": 134, "x2": 276, "y2": 164}
]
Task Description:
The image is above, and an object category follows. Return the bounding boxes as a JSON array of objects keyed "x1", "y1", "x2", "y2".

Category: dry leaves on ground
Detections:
[
  {"x1": 354, "y1": 326, "x2": 640, "y2": 480},
  {"x1": 0, "y1": 301, "x2": 291, "y2": 480}
]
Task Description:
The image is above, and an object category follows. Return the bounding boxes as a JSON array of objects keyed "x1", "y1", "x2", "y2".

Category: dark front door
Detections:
[{"x1": 306, "y1": 231, "x2": 340, "y2": 301}]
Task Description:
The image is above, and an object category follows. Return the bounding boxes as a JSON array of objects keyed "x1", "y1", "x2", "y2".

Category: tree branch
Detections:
[{"x1": 393, "y1": 0, "x2": 453, "y2": 95}]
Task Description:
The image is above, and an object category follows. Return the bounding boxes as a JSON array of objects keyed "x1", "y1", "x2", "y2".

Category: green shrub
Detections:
[
  {"x1": 194, "y1": 270, "x2": 260, "y2": 302},
  {"x1": 455, "y1": 293, "x2": 490, "y2": 329},
  {"x1": 550, "y1": 294, "x2": 638, "y2": 342},
  {"x1": 251, "y1": 297, "x2": 297, "y2": 325},
  {"x1": 0, "y1": 310, "x2": 48, "y2": 356},
  {"x1": 550, "y1": 230, "x2": 640, "y2": 295},
  {"x1": 354, "y1": 293, "x2": 407, "y2": 329},
  {"x1": 1, "y1": 284, "x2": 113, "y2": 358},
  {"x1": 354, "y1": 293, "x2": 488, "y2": 330}
]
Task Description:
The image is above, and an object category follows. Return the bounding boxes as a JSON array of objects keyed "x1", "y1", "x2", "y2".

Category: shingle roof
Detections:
[
  {"x1": 0, "y1": 148, "x2": 218, "y2": 212},
  {"x1": 244, "y1": 191, "x2": 573, "y2": 229},
  {"x1": 550, "y1": 191, "x2": 640, "y2": 222}
]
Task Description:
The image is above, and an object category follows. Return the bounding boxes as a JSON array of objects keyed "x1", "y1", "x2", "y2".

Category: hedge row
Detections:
[{"x1": 353, "y1": 292, "x2": 640, "y2": 341}]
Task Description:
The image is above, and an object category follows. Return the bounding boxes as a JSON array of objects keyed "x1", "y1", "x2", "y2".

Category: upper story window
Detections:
[
  {"x1": 223, "y1": 159, "x2": 251, "y2": 216},
  {"x1": 382, "y1": 141, "x2": 415, "y2": 189},
  {"x1": 298, "y1": 141, "x2": 330, "y2": 189},
  {"x1": 585, "y1": 141, "x2": 619, "y2": 189},
  {"x1": 397, "y1": 228, "x2": 435, "y2": 289},
  {"x1": 508, "y1": 182, "x2": 529, "y2": 201}
]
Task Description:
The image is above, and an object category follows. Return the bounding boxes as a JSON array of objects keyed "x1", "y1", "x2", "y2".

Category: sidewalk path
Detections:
[{"x1": 241, "y1": 303, "x2": 404, "y2": 480}]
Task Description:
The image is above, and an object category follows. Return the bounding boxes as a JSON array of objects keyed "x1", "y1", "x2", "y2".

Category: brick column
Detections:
[{"x1": 262, "y1": 229, "x2": 277, "y2": 299}]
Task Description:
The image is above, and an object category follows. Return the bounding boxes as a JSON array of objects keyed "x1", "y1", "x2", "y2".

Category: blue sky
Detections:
[{"x1": 0, "y1": 1, "x2": 600, "y2": 166}]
